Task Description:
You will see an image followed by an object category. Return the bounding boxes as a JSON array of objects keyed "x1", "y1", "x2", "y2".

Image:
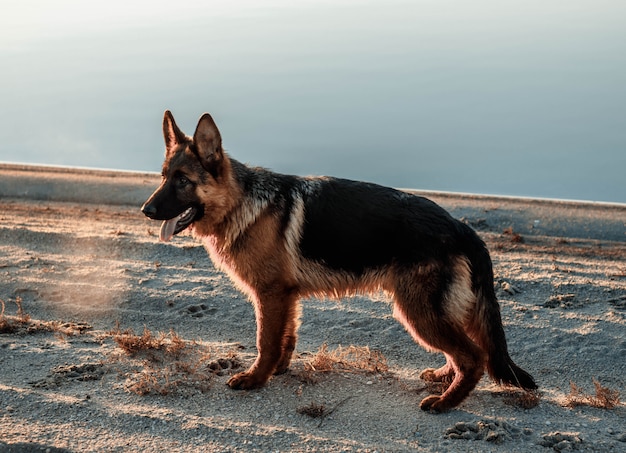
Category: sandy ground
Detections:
[{"x1": 0, "y1": 166, "x2": 625, "y2": 452}]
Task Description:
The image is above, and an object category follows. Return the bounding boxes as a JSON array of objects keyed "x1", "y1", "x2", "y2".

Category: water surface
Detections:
[{"x1": 1, "y1": 0, "x2": 625, "y2": 202}]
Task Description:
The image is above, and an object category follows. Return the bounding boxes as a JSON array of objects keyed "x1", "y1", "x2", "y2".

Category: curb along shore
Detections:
[{"x1": 1, "y1": 162, "x2": 624, "y2": 242}]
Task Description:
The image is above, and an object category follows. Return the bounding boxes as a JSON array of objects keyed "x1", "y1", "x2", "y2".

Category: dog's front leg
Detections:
[{"x1": 227, "y1": 288, "x2": 299, "y2": 390}]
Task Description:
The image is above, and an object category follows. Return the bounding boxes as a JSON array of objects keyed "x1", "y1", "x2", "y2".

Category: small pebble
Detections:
[
  {"x1": 485, "y1": 430, "x2": 500, "y2": 442},
  {"x1": 554, "y1": 441, "x2": 569, "y2": 451},
  {"x1": 454, "y1": 421, "x2": 468, "y2": 431}
]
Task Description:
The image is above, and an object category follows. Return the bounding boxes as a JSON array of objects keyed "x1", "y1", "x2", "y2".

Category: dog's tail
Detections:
[{"x1": 464, "y1": 232, "x2": 538, "y2": 391}]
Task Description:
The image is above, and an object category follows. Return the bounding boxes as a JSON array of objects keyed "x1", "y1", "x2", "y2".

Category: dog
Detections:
[{"x1": 142, "y1": 110, "x2": 537, "y2": 412}]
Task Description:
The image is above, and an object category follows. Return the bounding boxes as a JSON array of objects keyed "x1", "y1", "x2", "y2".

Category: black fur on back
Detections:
[{"x1": 299, "y1": 178, "x2": 473, "y2": 274}]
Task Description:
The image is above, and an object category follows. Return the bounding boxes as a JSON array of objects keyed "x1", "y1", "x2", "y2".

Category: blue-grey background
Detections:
[{"x1": 2, "y1": 0, "x2": 625, "y2": 202}]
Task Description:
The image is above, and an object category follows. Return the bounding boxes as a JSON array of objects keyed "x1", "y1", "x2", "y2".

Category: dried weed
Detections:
[
  {"x1": 1, "y1": 297, "x2": 90, "y2": 336},
  {"x1": 0, "y1": 299, "x2": 15, "y2": 334},
  {"x1": 0, "y1": 297, "x2": 29, "y2": 333},
  {"x1": 502, "y1": 389, "x2": 541, "y2": 409},
  {"x1": 110, "y1": 325, "x2": 187, "y2": 358},
  {"x1": 297, "y1": 396, "x2": 355, "y2": 428},
  {"x1": 125, "y1": 358, "x2": 213, "y2": 396},
  {"x1": 303, "y1": 343, "x2": 389, "y2": 374},
  {"x1": 111, "y1": 325, "x2": 243, "y2": 396},
  {"x1": 297, "y1": 402, "x2": 327, "y2": 418},
  {"x1": 566, "y1": 379, "x2": 620, "y2": 409},
  {"x1": 503, "y1": 227, "x2": 525, "y2": 244}
]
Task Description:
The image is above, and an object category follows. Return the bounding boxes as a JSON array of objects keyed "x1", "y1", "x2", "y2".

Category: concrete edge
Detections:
[
  {"x1": 1, "y1": 163, "x2": 624, "y2": 242},
  {"x1": 0, "y1": 162, "x2": 160, "y2": 206}
]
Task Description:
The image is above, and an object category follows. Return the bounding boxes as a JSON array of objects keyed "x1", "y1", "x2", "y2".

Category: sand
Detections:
[{"x1": 0, "y1": 164, "x2": 625, "y2": 452}]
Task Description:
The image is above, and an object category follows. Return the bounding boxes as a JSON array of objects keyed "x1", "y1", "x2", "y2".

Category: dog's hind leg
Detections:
[
  {"x1": 418, "y1": 336, "x2": 485, "y2": 412},
  {"x1": 227, "y1": 288, "x2": 299, "y2": 389},
  {"x1": 393, "y1": 267, "x2": 486, "y2": 412},
  {"x1": 395, "y1": 304, "x2": 485, "y2": 412}
]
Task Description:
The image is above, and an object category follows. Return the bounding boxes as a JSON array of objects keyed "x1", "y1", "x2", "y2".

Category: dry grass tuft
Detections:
[
  {"x1": 297, "y1": 402, "x2": 327, "y2": 418},
  {"x1": 1, "y1": 297, "x2": 90, "y2": 336},
  {"x1": 503, "y1": 227, "x2": 525, "y2": 244},
  {"x1": 566, "y1": 379, "x2": 620, "y2": 409},
  {"x1": 502, "y1": 389, "x2": 541, "y2": 409},
  {"x1": 125, "y1": 358, "x2": 214, "y2": 396},
  {"x1": 0, "y1": 297, "x2": 30, "y2": 333},
  {"x1": 36, "y1": 320, "x2": 92, "y2": 337},
  {"x1": 0, "y1": 299, "x2": 16, "y2": 334},
  {"x1": 303, "y1": 343, "x2": 389, "y2": 374},
  {"x1": 110, "y1": 325, "x2": 187, "y2": 358},
  {"x1": 297, "y1": 396, "x2": 354, "y2": 428},
  {"x1": 110, "y1": 325, "x2": 243, "y2": 396}
]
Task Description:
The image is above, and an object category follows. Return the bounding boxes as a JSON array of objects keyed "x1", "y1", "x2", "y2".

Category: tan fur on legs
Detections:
[
  {"x1": 392, "y1": 261, "x2": 487, "y2": 412},
  {"x1": 227, "y1": 287, "x2": 300, "y2": 389}
]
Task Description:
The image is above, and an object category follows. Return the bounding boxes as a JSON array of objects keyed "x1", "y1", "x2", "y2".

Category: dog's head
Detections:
[{"x1": 141, "y1": 110, "x2": 232, "y2": 241}]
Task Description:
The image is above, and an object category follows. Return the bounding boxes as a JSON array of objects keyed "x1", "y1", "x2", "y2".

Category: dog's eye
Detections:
[{"x1": 178, "y1": 176, "x2": 190, "y2": 186}]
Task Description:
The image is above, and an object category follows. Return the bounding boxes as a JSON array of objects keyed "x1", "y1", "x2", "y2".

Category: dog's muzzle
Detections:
[{"x1": 141, "y1": 201, "x2": 198, "y2": 242}]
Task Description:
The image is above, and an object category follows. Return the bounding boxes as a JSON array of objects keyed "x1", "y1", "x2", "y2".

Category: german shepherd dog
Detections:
[{"x1": 142, "y1": 111, "x2": 537, "y2": 412}]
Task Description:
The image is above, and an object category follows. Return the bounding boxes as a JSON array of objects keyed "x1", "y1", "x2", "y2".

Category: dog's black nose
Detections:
[{"x1": 141, "y1": 203, "x2": 157, "y2": 218}]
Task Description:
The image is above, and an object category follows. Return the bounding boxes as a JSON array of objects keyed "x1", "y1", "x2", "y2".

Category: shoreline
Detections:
[
  {"x1": 1, "y1": 162, "x2": 624, "y2": 243},
  {"x1": 2, "y1": 161, "x2": 625, "y2": 207}
]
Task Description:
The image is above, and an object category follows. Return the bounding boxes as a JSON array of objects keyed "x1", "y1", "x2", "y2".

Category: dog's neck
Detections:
[{"x1": 196, "y1": 158, "x2": 273, "y2": 247}]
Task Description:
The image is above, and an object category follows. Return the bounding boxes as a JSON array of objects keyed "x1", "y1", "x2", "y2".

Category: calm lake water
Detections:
[{"x1": 2, "y1": 0, "x2": 625, "y2": 203}]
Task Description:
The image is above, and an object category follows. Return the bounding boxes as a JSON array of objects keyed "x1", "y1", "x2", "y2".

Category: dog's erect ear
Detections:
[
  {"x1": 193, "y1": 113, "x2": 224, "y2": 176},
  {"x1": 163, "y1": 110, "x2": 187, "y2": 156}
]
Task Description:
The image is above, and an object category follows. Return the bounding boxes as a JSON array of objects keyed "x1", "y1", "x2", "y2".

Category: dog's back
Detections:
[{"x1": 299, "y1": 177, "x2": 466, "y2": 272}]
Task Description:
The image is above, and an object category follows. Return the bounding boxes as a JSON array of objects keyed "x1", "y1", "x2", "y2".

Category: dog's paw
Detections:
[
  {"x1": 420, "y1": 366, "x2": 455, "y2": 383},
  {"x1": 227, "y1": 371, "x2": 268, "y2": 390},
  {"x1": 419, "y1": 368, "x2": 439, "y2": 382},
  {"x1": 419, "y1": 395, "x2": 452, "y2": 413}
]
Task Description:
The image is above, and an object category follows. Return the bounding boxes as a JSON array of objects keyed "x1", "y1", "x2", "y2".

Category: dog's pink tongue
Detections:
[{"x1": 160, "y1": 216, "x2": 181, "y2": 242}]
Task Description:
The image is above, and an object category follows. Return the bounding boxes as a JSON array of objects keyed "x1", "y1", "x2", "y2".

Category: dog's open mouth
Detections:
[{"x1": 160, "y1": 207, "x2": 197, "y2": 242}]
